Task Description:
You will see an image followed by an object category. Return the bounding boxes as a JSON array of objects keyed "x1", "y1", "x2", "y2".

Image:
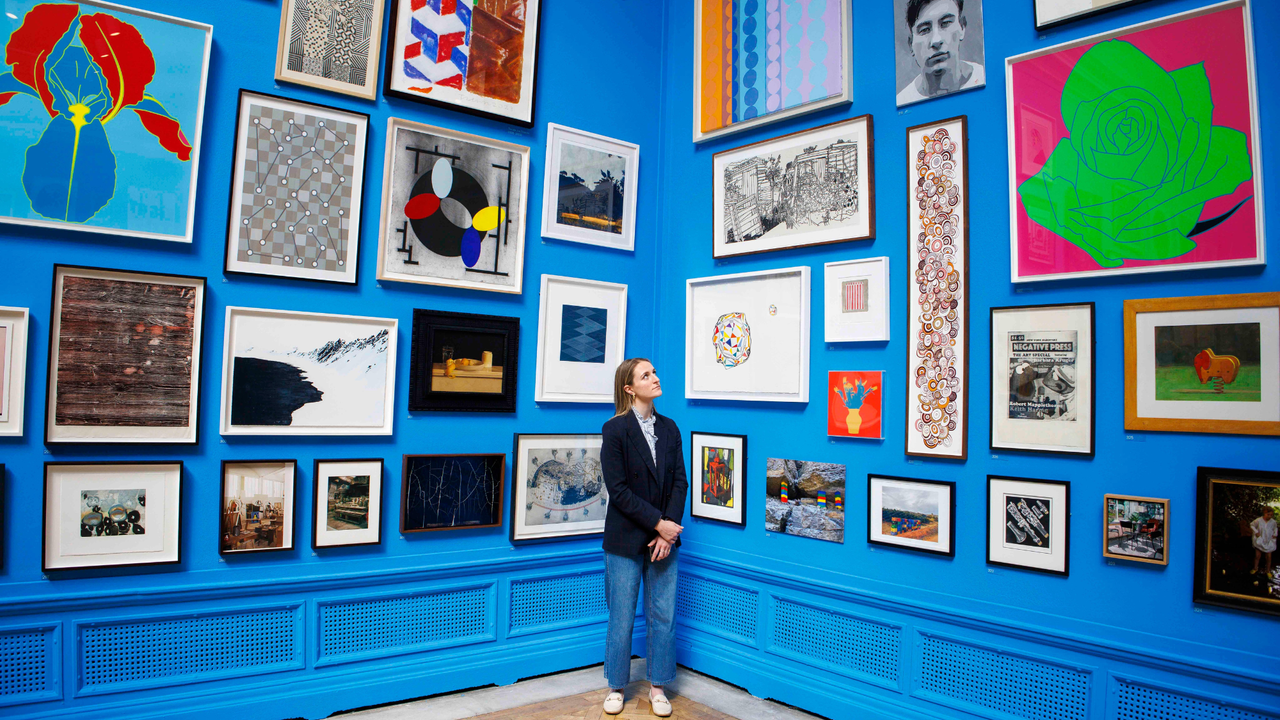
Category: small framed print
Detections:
[
  {"x1": 511, "y1": 433, "x2": 607, "y2": 544},
  {"x1": 541, "y1": 124, "x2": 639, "y2": 251},
  {"x1": 1194, "y1": 466, "x2": 1280, "y2": 617},
  {"x1": 868, "y1": 475, "x2": 955, "y2": 557},
  {"x1": 690, "y1": 432, "x2": 746, "y2": 526},
  {"x1": 824, "y1": 257, "x2": 888, "y2": 343},
  {"x1": 828, "y1": 371, "x2": 883, "y2": 439},
  {"x1": 1103, "y1": 494, "x2": 1168, "y2": 566},
  {"x1": 314, "y1": 458, "x2": 384, "y2": 549},
  {"x1": 275, "y1": 0, "x2": 386, "y2": 100},
  {"x1": 219, "y1": 461, "x2": 296, "y2": 555},
  {"x1": 991, "y1": 303, "x2": 1095, "y2": 455},
  {"x1": 409, "y1": 309, "x2": 519, "y2": 413},
  {"x1": 43, "y1": 461, "x2": 182, "y2": 572},
  {"x1": 534, "y1": 275, "x2": 628, "y2": 404},
  {"x1": 987, "y1": 475, "x2": 1070, "y2": 576},
  {"x1": 401, "y1": 454, "x2": 505, "y2": 533},
  {"x1": 1034, "y1": 0, "x2": 1155, "y2": 29},
  {"x1": 0, "y1": 306, "x2": 30, "y2": 437}
]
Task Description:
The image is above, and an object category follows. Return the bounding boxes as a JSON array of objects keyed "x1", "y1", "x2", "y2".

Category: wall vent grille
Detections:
[
  {"x1": 320, "y1": 586, "x2": 489, "y2": 660},
  {"x1": 0, "y1": 627, "x2": 55, "y2": 704},
  {"x1": 676, "y1": 573, "x2": 757, "y2": 644},
  {"x1": 772, "y1": 597, "x2": 897, "y2": 682},
  {"x1": 510, "y1": 572, "x2": 606, "y2": 634},
  {"x1": 1116, "y1": 680, "x2": 1276, "y2": 720},
  {"x1": 920, "y1": 635, "x2": 1087, "y2": 720}
]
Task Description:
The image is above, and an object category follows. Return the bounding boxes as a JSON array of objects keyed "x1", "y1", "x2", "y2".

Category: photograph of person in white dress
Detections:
[
  {"x1": 1252, "y1": 505, "x2": 1277, "y2": 576},
  {"x1": 894, "y1": 0, "x2": 986, "y2": 107}
]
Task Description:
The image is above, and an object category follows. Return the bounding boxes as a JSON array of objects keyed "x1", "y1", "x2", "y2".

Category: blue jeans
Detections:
[{"x1": 603, "y1": 547, "x2": 678, "y2": 689}]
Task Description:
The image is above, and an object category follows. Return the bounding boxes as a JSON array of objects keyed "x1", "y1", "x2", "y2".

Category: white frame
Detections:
[
  {"x1": 686, "y1": 266, "x2": 811, "y2": 403},
  {"x1": 534, "y1": 275, "x2": 628, "y2": 404},
  {"x1": 689, "y1": 432, "x2": 746, "y2": 526},
  {"x1": 0, "y1": 307, "x2": 29, "y2": 437},
  {"x1": 1007, "y1": 0, "x2": 1265, "y2": 283},
  {"x1": 314, "y1": 459, "x2": 383, "y2": 548},
  {"x1": 541, "y1": 123, "x2": 638, "y2": 251},
  {"x1": 1035, "y1": 0, "x2": 1160, "y2": 30},
  {"x1": 987, "y1": 475, "x2": 1070, "y2": 576},
  {"x1": 376, "y1": 117, "x2": 530, "y2": 294},
  {"x1": 219, "y1": 306, "x2": 398, "y2": 436},
  {"x1": 275, "y1": 0, "x2": 385, "y2": 101},
  {"x1": 511, "y1": 433, "x2": 606, "y2": 543},
  {"x1": 825, "y1": 257, "x2": 889, "y2": 343}
]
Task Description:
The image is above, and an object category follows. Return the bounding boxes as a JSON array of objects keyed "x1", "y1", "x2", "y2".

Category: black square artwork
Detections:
[{"x1": 409, "y1": 309, "x2": 519, "y2": 412}]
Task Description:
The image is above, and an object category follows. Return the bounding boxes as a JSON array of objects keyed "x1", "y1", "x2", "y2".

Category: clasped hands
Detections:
[{"x1": 648, "y1": 518, "x2": 683, "y2": 562}]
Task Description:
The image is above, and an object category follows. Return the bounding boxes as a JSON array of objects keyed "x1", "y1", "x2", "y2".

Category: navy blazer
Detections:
[{"x1": 600, "y1": 409, "x2": 688, "y2": 556}]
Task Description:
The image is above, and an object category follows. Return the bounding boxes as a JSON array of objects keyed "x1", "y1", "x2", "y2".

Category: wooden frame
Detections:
[
  {"x1": 401, "y1": 454, "x2": 506, "y2": 533},
  {"x1": 987, "y1": 474, "x2": 1070, "y2": 576},
  {"x1": 1035, "y1": 0, "x2": 1158, "y2": 31},
  {"x1": 689, "y1": 431, "x2": 748, "y2": 527},
  {"x1": 313, "y1": 458, "x2": 384, "y2": 549},
  {"x1": 867, "y1": 475, "x2": 956, "y2": 557},
  {"x1": 219, "y1": 460, "x2": 297, "y2": 555},
  {"x1": 534, "y1": 275, "x2": 628, "y2": 404},
  {"x1": 0, "y1": 307, "x2": 29, "y2": 437},
  {"x1": 540, "y1": 123, "x2": 639, "y2": 252},
  {"x1": 409, "y1": 309, "x2": 519, "y2": 413},
  {"x1": 1103, "y1": 494, "x2": 1169, "y2": 566},
  {"x1": 510, "y1": 433, "x2": 606, "y2": 544},
  {"x1": 275, "y1": 0, "x2": 385, "y2": 100},
  {"x1": 1194, "y1": 466, "x2": 1280, "y2": 617}
]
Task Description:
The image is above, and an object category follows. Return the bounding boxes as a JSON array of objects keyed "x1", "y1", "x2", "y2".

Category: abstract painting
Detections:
[
  {"x1": 827, "y1": 371, "x2": 882, "y2": 439},
  {"x1": 986, "y1": 475, "x2": 1069, "y2": 575},
  {"x1": 892, "y1": 0, "x2": 986, "y2": 107},
  {"x1": 0, "y1": 1, "x2": 211, "y2": 242},
  {"x1": 0, "y1": 307, "x2": 29, "y2": 437},
  {"x1": 1008, "y1": 1, "x2": 1264, "y2": 282},
  {"x1": 867, "y1": 475, "x2": 955, "y2": 556},
  {"x1": 377, "y1": 118, "x2": 528, "y2": 293},
  {"x1": 401, "y1": 454, "x2": 504, "y2": 532},
  {"x1": 765, "y1": 458, "x2": 845, "y2": 544},
  {"x1": 1036, "y1": 0, "x2": 1157, "y2": 30},
  {"x1": 560, "y1": 305, "x2": 607, "y2": 363},
  {"x1": 408, "y1": 309, "x2": 519, "y2": 412},
  {"x1": 712, "y1": 116, "x2": 873, "y2": 258},
  {"x1": 276, "y1": 0, "x2": 385, "y2": 100},
  {"x1": 1195, "y1": 466, "x2": 1280, "y2": 617},
  {"x1": 314, "y1": 458, "x2": 383, "y2": 548},
  {"x1": 690, "y1": 431, "x2": 746, "y2": 525},
  {"x1": 511, "y1": 434, "x2": 607, "y2": 543},
  {"x1": 1103, "y1": 494, "x2": 1168, "y2": 566},
  {"x1": 224, "y1": 91, "x2": 369, "y2": 285},
  {"x1": 219, "y1": 460, "x2": 296, "y2": 554},
  {"x1": 540, "y1": 124, "x2": 639, "y2": 251},
  {"x1": 535, "y1": 276, "x2": 626, "y2": 403},
  {"x1": 384, "y1": 0, "x2": 542, "y2": 127},
  {"x1": 824, "y1": 257, "x2": 888, "y2": 343}
]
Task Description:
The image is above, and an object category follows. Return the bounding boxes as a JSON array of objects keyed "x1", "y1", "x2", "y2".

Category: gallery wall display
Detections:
[
  {"x1": 1103, "y1": 494, "x2": 1168, "y2": 566},
  {"x1": 828, "y1": 371, "x2": 883, "y2": 440},
  {"x1": 987, "y1": 475, "x2": 1070, "y2": 576},
  {"x1": 275, "y1": 0, "x2": 385, "y2": 100},
  {"x1": 223, "y1": 90, "x2": 370, "y2": 285},
  {"x1": 409, "y1": 309, "x2": 519, "y2": 413},
  {"x1": 689, "y1": 432, "x2": 746, "y2": 526},
  {"x1": 1034, "y1": 0, "x2": 1156, "y2": 29},
  {"x1": 43, "y1": 461, "x2": 182, "y2": 571},
  {"x1": 686, "y1": 266, "x2": 810, "y2": 403},
  {"x1": 712, "y1": 116, "x2": 874, "y2": 259},
  {"x1": 765, "y1": 458, "x2": 845, "y2": 544},
  {"x1": 1194, "y1": 466, "x2": 1280, "y2": 617},
  {"x1": 511, "y1": 433, "x2": 606, "y2": 543},
  {"x1": 541, "y1": 124, "x2": 639, "y2": 252},
  {"x1": 384, "y1": 0, "x2": 542, "y2": 127},
  {"x1": 990, "y1": 302, "x2": 1095, "y2": 456},
  {"x1": 219, "y1": 460, "x2": 296, "y2": 555},
  {"x1": 220, "y1": 306, "x2": 397, "y2": 436},
  {"x1": 893, "y1": 0, "x2": 986, "y2": 107},
  {"x1": 401, "y1": 454, "x2": 505, "y2": 533},
  {"x1": 314, "y1": 458, "x2": 384, "y2": 549},
  {"x1": 46, "y1": 265, "x2": 206, "y2": 445},
  {"x1": 867, "y1": 475, "x2": 955, "y2": 557},
  {"x1": 1124, "y1": 292, "x2": 1279, "y2": 437},
  {"x1": 534, "y1": 275, "x2": 627, "y2": 404},
  {"x1": 376, "y1": 117, "x2": 529, "y2": 293},
  {"x1": 0, "y1": 307, "x2": 30, "y2": 437},
  {"x1": 0, "y1": 1, "x2": 211, "y2": 243},
  {"x1": 824, "y1": 257, "x2": 889, "y2": 343},
  {"x1": 693, "y1": 0, "x2": 851, "y2": 142},
  {"x1": 1008, "y1": 0, "x2": 1264, "y2": 282},
  {"x1": 905, "y1": 117, "x2": 968, "y2": 459}
]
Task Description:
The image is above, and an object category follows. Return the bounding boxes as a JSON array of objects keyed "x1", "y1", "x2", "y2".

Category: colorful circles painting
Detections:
[
  {"x1": 403, "y1": 158, "x2": 506, "y2": 268},
  {"x1": 713, "y1": 312, "x2": 751, "y2": 368}
]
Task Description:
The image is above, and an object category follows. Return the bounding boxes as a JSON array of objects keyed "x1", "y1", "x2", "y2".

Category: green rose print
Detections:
[{"x1": 1018, "y1": 40, "x2": 1252, "y2": 268}]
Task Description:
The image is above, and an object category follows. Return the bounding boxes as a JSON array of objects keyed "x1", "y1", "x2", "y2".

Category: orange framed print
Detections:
[{"x1": 1103, "y1": 494, "x2": 1168, "y2": 566}]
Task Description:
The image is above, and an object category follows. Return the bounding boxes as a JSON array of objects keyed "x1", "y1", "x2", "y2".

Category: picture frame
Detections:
[
  {"x1": 401, "y1": 454, "x2": 505, "y2": 533},
  {"x1": 712, "y1": 115, "x2": 874, "y2": 259},
  {"x1": 383, "y1": 0, "x2": 542, "y2": 127},
  {"x1": 0, "y1": 307, "x2": 30, "y2": 437},
  {"x1": 46, "y1": 265, "x2": 206, "y2": 445},
  {"x1": 43, "y1": 461, "x2": 182, "y2": 572},
  {"x1": 1034, "y1": 0, "x2": 1157, "y2": 29},
  {"x1": 1103, "y1": 494, "x2": 1168, "y2": 566},
  {"x1": 1008, "y1": 0, "x2": 1264, "y2": 282},
  {"x1": 223, "y1": 90, "x2": 371, "y2": 285},
  {"x1": 905, "y1": 117, "x2": 969, "y2": 459},
  {"x1": 534, "y1": 275, "x2": 628, "y2": 404},
  {"x1": 867, "y1": 475, "x2": 956, "y2": 557},
  {"x1": 692, "y1": 0, "x2": 851, "y2": 143},
  {"x1": 824, "y1": 257, "x2": 889, "y2": 343},
  {"x1": 765, "y1": 458, "x2": 846, "y2": 544},
  {"x1": 689, "y1": 432, "x2": 747, "y2": 526},
  {"x1": 987, "y1": 475, "x2": 1070, "y2": 576},
  {"x1": 219, "y1": 460, "x2": 297, "y2": 555},
  {"x1": 1194, "y1": 466, "x2": 1280, "y2": 617},
  {"x1": 990, "y1": 302, "x2": 1095, "y2": 456},
  {"x1": 893, "y1": 0, "x2": 987, "y2": 108},
  {"x1": 1124, "y1": 292, "x2": 1279, "y2": 436},
  {"x1": 376, "y1": 117, "x2": 530, "y2": 294},
  {"x1": 314, "y1": 458, "x2": 384, "y2": 549},
  {"x1": 511, "y1": 433, "x2": 606, "y2": 544},
  {"x1": 275, "y1": 0, "x2": 385, "y2": 100},
  {"x1": 409, "y1": 309, "x2": 519, "y2": 413},
  {"x1": 540, "y1": 123, "x2": 639, "y2": 251},
  {"x1": 828, "y1": 371, "x2": 883, "y2": 440},
  {"x1": 220, "y1": 306, "x2": 398, "y2": 436},
  {"x1": 686, "y1": 266, "x2": 811, "y2": 403}
]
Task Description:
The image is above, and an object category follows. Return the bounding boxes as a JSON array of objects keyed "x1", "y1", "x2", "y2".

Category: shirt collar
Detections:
[{"x1": 632, "y1": 406, "x2": 656, "y2": 425}]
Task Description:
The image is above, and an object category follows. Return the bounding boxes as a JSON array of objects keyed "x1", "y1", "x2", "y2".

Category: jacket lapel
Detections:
[
  {"x1": 626, "y1": 411, "x2": 659, "y2": 481},
  {"x1": 654, "y1": 414, "x2": 669, "y2": 492}
]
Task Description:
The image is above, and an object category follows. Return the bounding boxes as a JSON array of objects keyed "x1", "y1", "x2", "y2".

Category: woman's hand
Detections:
[
  {"x1": 655, "y1": 519, "x2": 683, "y2": 543},
  {"x1": 648, "y1": 536, "x2": 673, "y2": 562}
]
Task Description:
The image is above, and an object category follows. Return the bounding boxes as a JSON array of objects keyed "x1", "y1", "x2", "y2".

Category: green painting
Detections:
[{"x1": 1153, "y1": 322, "x2": 1261, "y2": 402}]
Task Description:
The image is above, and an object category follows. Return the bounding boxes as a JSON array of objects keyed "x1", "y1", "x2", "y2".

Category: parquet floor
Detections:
[{"x1": 464, "y1": 687, "x2": 739, "y2": 720}]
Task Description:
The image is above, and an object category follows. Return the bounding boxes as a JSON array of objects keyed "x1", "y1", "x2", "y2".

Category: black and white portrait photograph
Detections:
[{"x1": 894, "y1": 0, "x2": 986, "y2": 107}]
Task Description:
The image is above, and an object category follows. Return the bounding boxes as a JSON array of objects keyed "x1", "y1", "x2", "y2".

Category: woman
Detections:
[{"x1": 599, "y1": 358, "x2": 686, "y2": 717}]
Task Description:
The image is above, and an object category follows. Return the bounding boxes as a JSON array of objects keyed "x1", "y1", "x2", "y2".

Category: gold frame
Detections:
[{"x1": 1102, "y1": 494, "x2": 1169, "y2": 566}]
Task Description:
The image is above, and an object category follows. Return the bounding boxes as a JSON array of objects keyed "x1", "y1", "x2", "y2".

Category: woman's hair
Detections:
[{"x1": 613, "y1": 357, "x2": 652, "y2": 416}]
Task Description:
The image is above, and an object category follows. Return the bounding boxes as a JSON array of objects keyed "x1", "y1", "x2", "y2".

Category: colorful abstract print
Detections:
[{"x1": 401, "y1": 0, "x2": 526, "y2": 104}]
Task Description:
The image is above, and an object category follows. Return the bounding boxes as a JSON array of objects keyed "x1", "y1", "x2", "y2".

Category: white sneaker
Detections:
[
  {"x1": 649, "y1": 689, "x2": 672, "y2": 718},
  {"x1": 603, "y1": 690, "x2": 625, "y2": 715}
]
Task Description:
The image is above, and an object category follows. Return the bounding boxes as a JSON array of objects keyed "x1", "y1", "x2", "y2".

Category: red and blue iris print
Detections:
[{"x1": 405, "y1": 157, "x2": 505, "y2": 268}]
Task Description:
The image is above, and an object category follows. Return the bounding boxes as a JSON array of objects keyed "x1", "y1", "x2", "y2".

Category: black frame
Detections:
[
  {"x1": 509, "y1": 433, "x2": 605, "y2": 545},
  {"x1": 219, "y1": 459, "x2": 298, "y2": 556},
  {"x1": 1034, "y1": 0, "x2": 1157, "y2": 30},
  {"x1": 867, "y1": 474, "x2": 956, "y2": 557},
  {"x1": 409, "y1": 309, "x2": 519, "y2": 412},
  {"x1": 1194, "y1": 466, "x2": 1280, "y2": 617},
  {"x1": 222, "y1": 89, "x2": 371, "y2": 285},
  {"x1": 313, "y1": 458, "x2": 385, "y2": 549},
  {"x1": 401, "y1": 453, "x2": 506, "y2": 533},
  {"x1": 688, "y1": 431, "x2": 748, "y2": 526},
  {"x1": 986, "y1": 474, "x2": 1071, "y2": 576}
]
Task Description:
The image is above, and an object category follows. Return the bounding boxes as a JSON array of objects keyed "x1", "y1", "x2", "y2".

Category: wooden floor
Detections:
[{"x1": 465, "y1": 687, "x2": 740, "y2": 720}]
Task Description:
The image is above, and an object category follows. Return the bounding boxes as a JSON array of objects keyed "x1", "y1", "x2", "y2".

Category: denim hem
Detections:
[{"x1": 645, "y1": 673, "x2": 676, "y2": 686}]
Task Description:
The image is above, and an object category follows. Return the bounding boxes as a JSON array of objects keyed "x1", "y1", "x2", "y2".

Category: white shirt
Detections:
[
  {"x1": 632, "y1": 407, "x2": 658, "y2": 465},
  {"x1": 1252, "y1": 516, "x2": 1277, "y2": 553},
  {"x1": 897, "y1": 62, "x2": 985, "y2": 106}
]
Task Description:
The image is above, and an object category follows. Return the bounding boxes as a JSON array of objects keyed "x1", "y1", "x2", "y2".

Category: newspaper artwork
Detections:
[{"x1": 1007, "y1": 331, "x2": 1077, "y2": 421}]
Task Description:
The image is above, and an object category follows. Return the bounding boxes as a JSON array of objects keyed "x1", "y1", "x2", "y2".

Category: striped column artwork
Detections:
[{"x1": 842, "y1": 278, "x2": 868, "y2": 313}]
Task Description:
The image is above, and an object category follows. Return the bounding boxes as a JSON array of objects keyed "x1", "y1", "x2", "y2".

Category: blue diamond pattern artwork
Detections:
[{"x1": 560, "y1": 305, "x2": 608, "y2": 363}]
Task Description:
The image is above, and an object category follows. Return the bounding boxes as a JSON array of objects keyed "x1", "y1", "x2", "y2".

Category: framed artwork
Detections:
[
  {"x1": 220, "y1": 306, "x2": 397, "y2": 436},
  {"x1": 314, "y1": 458, "x2": 383, "y2": 548},
  {"x1": 1035, "y1": 0, "x2": 1156, "y2": 29},
  {"x1": 376, "y1": 117, "x2": 529, "y2": 293},
  {"x1": 0, "y1": 1, "x2": 211, "y2": 243},
  {"x1": 401, "y1": 454, "x2": 505, "y2": 533},
  {"x1": 1008, "y1": 1, "x2": 1264, "y2": 282},
  {"x1": 905, "y1": 117, "x2": 969, "y2": 459},
  {"x1": 689, "y1": 432, "x2": 746, "y2": 526},
  {"x1": 712, "y1": 116, "x2": 874, "y2": 259},
  {"x1": 828, "y1": 371, "x2": 883, "y2": 439},
  {"x1": 46, "y1": 265, "x2": 206, "y2": 445},
  {"x1": 534, "y1": 275, "x2": 627, "y2": 404},
  {"x1": 540, "y1": 124, "x2": 639, "y2": 251},
  {"x1": 1104, "y1": 494, "x2": 1168, "y2": 566},
  {"x1": 0, "y1": 307, "x2": 30, "y2": 437},
  {"x1": 867, "y1": 475, "x2": 955, "y2": 557},
  {"x1": 987, "y1": 475, "x2": 1070, "y2": 576},
  {"x1": 824, "y1": 257, "x2": 889, "y2": 343},
  {"x1": 511, "y1": 433, "x2": 606, "y2": 544},
  {"x1": 990, "y1": 303, "x2": 1095, "y2": 456},
  {"x1": 893, "y1": 0, "x2": 986, "y2": 107},
  {"x1": 1194, "y1": 466, "x2": 1280, "y2": 617},
  {"x1": 383, "y1": 0, "x2": 542, "y2": 127},
  {"x1": 43, "y1": 461, "x2": 182, "y2": 571},
  {"x1": 409, "y1": 309, "x2": 519, "y2": 413},
  {"x1": 765, "y1": 458, "x2": 845, "y2": 544},
  {"x1": 219, "y1": 460, "x2": 296, "y2": 555},
  {"x1": 693, "y1": 0, "x2": 851, "y2": 142},
  {"x1": 1124, "y1": 293, "x2": 1279, "y2": 436},
  {"x1": 275, "y1": 0, "x2": 385, "y2": 100},
  {"x1": 686, "y1": 266, "x2": 810, "y2": 403},
  {"x1": 223, "y1": 90, "x2": 370, "y2": 285}
]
